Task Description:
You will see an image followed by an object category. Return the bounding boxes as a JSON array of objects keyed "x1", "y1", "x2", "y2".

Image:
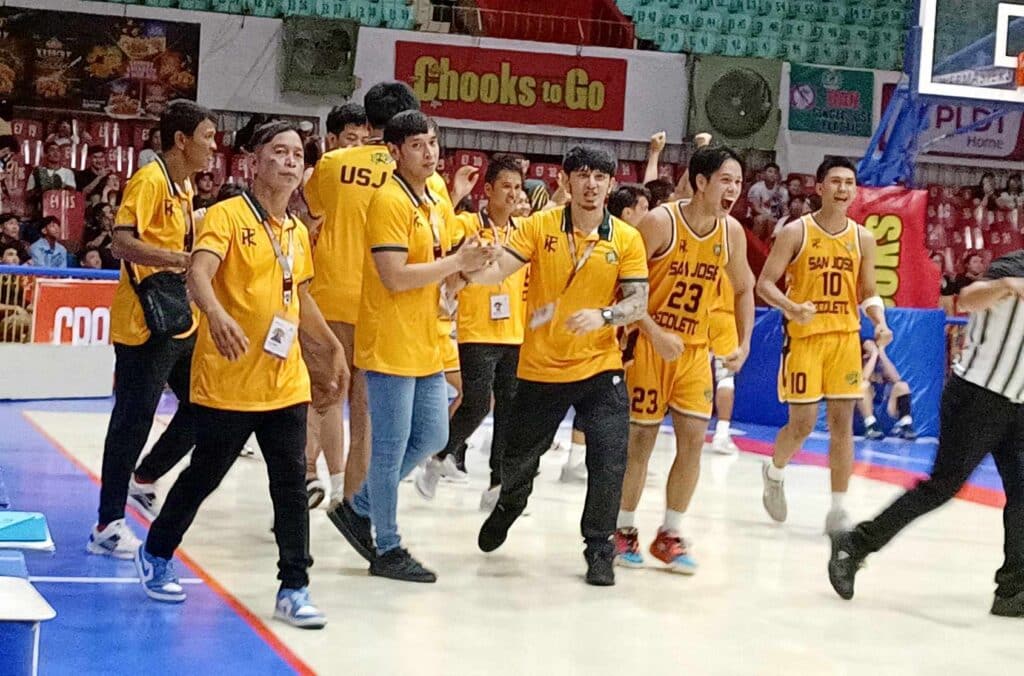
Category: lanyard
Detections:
[
  {"x1": 243, "y1": 191, "x2": 294, "y2": 307},
  {"x1": 479, "y1": 208, "x2": 513, "y2": 246},
  {"x1": 562, "y1": 210, "x2": 599, "y2": 294}
]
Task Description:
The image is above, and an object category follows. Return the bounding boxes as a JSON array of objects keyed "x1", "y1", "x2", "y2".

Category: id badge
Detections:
[
  {"x1": 489, "y1": 293, "x2": 511, "y2": 320},
  {"x1": 529, "y1": 302, "x2": 556, "y2": 330},
  {"x1": 263, "y1": 314, "x2": 298, "y2": 359}
]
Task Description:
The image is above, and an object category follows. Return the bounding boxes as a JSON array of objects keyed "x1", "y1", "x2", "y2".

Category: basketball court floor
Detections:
[{"x1": 2, "y1": 395, "x2": 1018, "y2": 675}]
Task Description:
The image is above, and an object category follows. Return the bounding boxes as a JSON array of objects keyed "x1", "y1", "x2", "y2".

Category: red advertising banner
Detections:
[
  {"x1": 31, "y1": 278, "x2": 118, "y2": 345},
  {"x1": 849, "y1": 187, "x2": 939, "y2": 309},
  {"x1": 395, "y1": 41, "x2": 627, "y2": 131}
]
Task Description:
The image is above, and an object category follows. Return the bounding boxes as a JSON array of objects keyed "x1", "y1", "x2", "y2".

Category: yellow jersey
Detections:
[
  {"x1": 710, "y1": 265, "x2": 735, "y2": 314},
  {"x1": 456, "y1": 210, "x2": 528, "y2": 345},
  {"x1": 784, "y1": 214, "x2": 862, "y2": 338},
  {"x1": 110, "y1": 155, "x2": 198, "y2": 345},
  {"x1": 506, "y1": 206, "x2": 648, "y2": 383},
  {"x1": 355, "y1": 173, "x2": 458, "y2": 377},
  {"x1": 190, "y1": 194, "x2": 315, "y2": 411},
  {"x1": 646, "y1": 202, "x2": 730, "y2": 346}
]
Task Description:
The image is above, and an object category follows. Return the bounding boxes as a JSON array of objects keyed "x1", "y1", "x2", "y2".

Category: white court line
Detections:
[{"x1": 29, "y1": 576, "x2": 203, "y2": 585}]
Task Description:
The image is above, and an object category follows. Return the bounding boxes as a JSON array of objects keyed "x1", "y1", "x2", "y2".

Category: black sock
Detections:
[{"x1": 896, "y1": 393, "x2": 911, "y2": 419}]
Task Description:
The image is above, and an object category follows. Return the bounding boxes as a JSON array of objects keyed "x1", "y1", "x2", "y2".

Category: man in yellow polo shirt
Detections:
[
  {"x1": 470, "y1": 145, "x2": 650, "y2": 586},
  {"x1": 328, "y1": 111, "x2": 493, "y2": 583},
  {"x1": 89, "y1": 101, "x2": 216, "y2": 559},
  {"x1": 136, "y1": 122, "x2": 345, "y2": 629}
]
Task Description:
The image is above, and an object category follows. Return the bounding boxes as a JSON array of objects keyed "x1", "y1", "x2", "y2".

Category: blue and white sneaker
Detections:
[
  {"x1": 614, "y1": 527, "x2": 646, "y2": 568},
  {"x1": 273, "y1": 587, "x2": 327, "y2": 629},
  {"x1": 86, "y1": 518, "x2": 141, "y2": 560},
  {"x1": 134, "y1": 545, "x2": 186, "y2": 603}
]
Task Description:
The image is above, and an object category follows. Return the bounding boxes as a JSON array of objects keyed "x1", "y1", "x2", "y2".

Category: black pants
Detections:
[
  {"x1": 853, "y1": 376, "x2": 1024, "y2": 598},
  {"x1": 440, "y1": 343, "x2": 519, "y2": 486},
  {"x1": 147, "y1": 404, "x2": 312, "y2": 590},
  {"x1": 98, "y1": 335, "x2": 196, "y2": 525},
  {"x1": 498, "y1": 370, "x2": 629, "y2": 553}
]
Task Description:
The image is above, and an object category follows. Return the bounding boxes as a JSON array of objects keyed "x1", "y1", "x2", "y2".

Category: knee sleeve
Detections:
[{"x1": 896, "y1": 393, "x2": 911, "y2": 419}]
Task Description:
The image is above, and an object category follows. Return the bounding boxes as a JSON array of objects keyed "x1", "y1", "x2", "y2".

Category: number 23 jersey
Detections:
[{"x1": 646, "y1": 201, "x2": 730, "y2": 346}]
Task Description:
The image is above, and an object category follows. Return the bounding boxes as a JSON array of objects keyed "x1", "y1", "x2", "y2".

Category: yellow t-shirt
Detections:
[
  {"x1": 305, "y1": 142, "x2": 452, "y2": 325},
  {"x1": 355, "y1": 174, "x2": 457, "y2": 377},
  {"x1": 456, "y1": 210, "x2": 528, "y2": 345},
  {"x1": 784, "y1": 214, "x2": 862, "y2": 339},
  {"x1": 110, "y1": 155, "x2": 198, "y2": 345},
  {"x1": 506, "y1": 206, "x2": 648, "y2": 383},
  {"x1": 646, "y1": 203, "x2": 730, "y2": 346},
  {"x1": 189, "y1": 194, "x2": 315, "y2": 412}
]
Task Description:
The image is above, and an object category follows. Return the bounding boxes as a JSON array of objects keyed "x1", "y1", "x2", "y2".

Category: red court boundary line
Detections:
[
  {"x1": 728, "y1": 435, "x2": 1006, "y2": 509},
  {"x1": 21, "y1": 412, "x2": 316, "y2": 676}
]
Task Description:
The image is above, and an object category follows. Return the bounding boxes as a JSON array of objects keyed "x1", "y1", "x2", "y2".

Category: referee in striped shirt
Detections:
[{"x1": 828, "y1": 249, "x2": 1024, "y2": 617}]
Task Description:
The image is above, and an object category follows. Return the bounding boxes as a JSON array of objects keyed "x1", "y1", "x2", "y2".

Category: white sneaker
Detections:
[
  {"x1": 439, "y1": 455, "x2": 469, "y2": 483},
  {"x1": 711, "y1": 435, "x2": 739, "y2": 456},
  {"x1": 87, "y1": 518, "x2": 141, "y2": 560},
  {"x1": 761, "y1": 462, "x2": 787, "y2": 523},
  {"x1": 415, "y1": 459, "x2": 443, "y2": 501},
  {"x1": 128, "y1": 476, "x2": 161, "y2": 518},
  {"x1": 239, "y1": 443, "x2": 258, "y2": 459},
  {"x1": 559, "y1": 460, "x2": 587, "y2": 484},
  {"x1": 480, "y1": 485, "x2": 500, "y2": 513},
  {"x1": 824, "y1": 507, "x2": 852, "y2": 535}
]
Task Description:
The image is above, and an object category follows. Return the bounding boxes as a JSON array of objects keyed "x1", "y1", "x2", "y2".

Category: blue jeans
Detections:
[{"x1": 353, "y1": 371, "x2": 449, "y2": 554}]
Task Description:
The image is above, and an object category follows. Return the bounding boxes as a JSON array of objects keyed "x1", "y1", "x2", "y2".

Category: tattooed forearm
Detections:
[{"x1": 608, "y1": 280, "x2": 649, "y2": 325}]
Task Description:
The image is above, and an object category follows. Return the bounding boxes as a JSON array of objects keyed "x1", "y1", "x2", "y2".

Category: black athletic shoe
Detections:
[
  {"x1": 327, "y1": 499, "x2": 375, "y2": 563},
  {"x1": 864, "y1": 422, "x2": 884, "y2": 440},
  {"x1": 991, "y1": 590, "x2": 1024, "y2": 617},
  {"x1": 478, "y1": 503, "x2": 519, "y2": 553},
  {"x1": 584, "y1": 548, "x2": 615, "y2": 586},
  {"x1": 828, "y1": 531, "x2": 865, "y2": 600},
  {"x1": 370, "y1": 548, "x2": 437, "y2": 583}
]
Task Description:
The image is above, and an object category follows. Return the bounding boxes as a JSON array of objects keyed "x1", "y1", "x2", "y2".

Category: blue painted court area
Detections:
[{"x1": 0, "y1": 399, "x2": 304, "y2": 676}]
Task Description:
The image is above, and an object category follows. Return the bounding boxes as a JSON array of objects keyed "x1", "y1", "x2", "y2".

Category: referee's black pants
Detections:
[
  {"x1": 496, "y1": 370, "x2": 629, "y2": 554},
  {"x1": 851, "y1": 376, "x2": 1024, "y2": 599},
  {"x1": 146, "y1": 403, "x2": 312, "y2": 590}
]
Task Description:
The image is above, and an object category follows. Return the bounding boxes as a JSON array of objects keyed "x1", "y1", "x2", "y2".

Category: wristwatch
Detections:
[{"x1": 601, "y1": 308, "x2": 614, "y2": 325}]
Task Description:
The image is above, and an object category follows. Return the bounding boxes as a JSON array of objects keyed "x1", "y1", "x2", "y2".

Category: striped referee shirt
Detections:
[{"x1": 954, "y1": 250, "x2": 1024, "y2": 403}]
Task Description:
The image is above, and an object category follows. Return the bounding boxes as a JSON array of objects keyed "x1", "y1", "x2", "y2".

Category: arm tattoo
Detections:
[{"x1": 608, "y1": 280, "x2": 649, "y2": 326}]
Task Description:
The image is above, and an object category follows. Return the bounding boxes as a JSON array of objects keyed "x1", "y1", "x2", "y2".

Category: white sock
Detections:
[
  {"x1": 864, "y1": 415, "x2": 877, "y2": 427},
  {"x1": 831, "y1": 492, "x2": 846, "y2": 510},
  {"x1": 329, "y1": 472, "x2": 344, "y2": 495},
  {"x1": 568, "y1": 443, "x2": 586, "y2": 466},
  {"x1": 663, "y1": 509, "x2": 685, "y2": 533},
  {"x1": 766, "y1": 462, "x2": 784, "y2": 481},
  {"x1": 617, "y1": 510, "x2": 635, "y2": 530},
  {"x1": 714, "y1": 420, "x2": 730, "y2": 438},
  {"x1": 898, "y1": 415, "x2": 913, "y2": 426}
]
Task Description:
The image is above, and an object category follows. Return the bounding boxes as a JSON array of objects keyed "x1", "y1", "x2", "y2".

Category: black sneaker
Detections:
[
  {"x1": 478, "y1": 503, "x2": 519, "y2": 553},
  {"x1": 828, "y1": 531, "x2": 865, "y2": 600},
  {"x1": 327, "y1": 500, "x2": 375, "y2": 563},
  {"x1": 991, "y1": 590, "x2": 1024, "y2": 617},
  {"x1": 370, "y1": 548, "x2": 437, "y2": 583},
  {"x1": 584, "y1": 548, "x2": 615, "y2": 587}
]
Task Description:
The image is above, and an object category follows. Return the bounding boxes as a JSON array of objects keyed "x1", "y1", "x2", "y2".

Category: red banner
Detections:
[
  {"x1": 849, "y1": 187, "x2": 939, "y2": 309},
  {"x1": 31, "y1": 278, "x2": 118, "y2": 345},
  {"x1": 395, "y1": 41, "x2": 627, "y2": 131}
]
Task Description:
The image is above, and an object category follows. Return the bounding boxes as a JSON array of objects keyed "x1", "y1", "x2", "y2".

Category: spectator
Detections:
[
  {"x1": 952, "y1": 251, "x2": 987, "y2": 294},
  {"x1": 0, "y1": 212, "x2": 29, "y2": 261},
  {"x1": 932, "y1": 251, "x2": 955, "y2": 296},
  {"x1": 83, "y1": 202, "x2": 117, "y2": 269},
  {"x1": 0, "y1": 249, "x2": 30, "y2": 341},
  {"x1": 495, "y1": 153, "x2": 550, "y2": 212},
  {"x1": 608, "y1": 183, "x2": 652, "y2": 227},
  {"x1": 216, "y1": 181, "x2": 246, "y2": 203},
  {"x1": 1, "y1": 245, "x2": 22, "y2": 266},
  {"x1": 514, "y1": 189, "x2": 532, "y2": 217},
  {"x1": 0, "y1": 99, "x2": 11, "y2": 137},
  {"x1": 998, "y1": 173, "x2": 1023, "y2": 210},
  {"x1": 137, "y1": 128, "x2": 161, "y2": 168},
  {"x1": 786, "y1": 176, "x2": 805, "y2": 200},
  {"x1": 859, "y1": 339, "x2": 916, "y2": 441},
  {"x1": 645, "y1": 177, "x2": 675, "y2": 208},
  {"x1": 325, "y1": 102, "x2": 369, "y2": 151},
  {"x1": 772, "y1": 196, "x2": 808, "y2": 239},
  {"x1": 27, "y1": 141, "x2": 76, "y2": 205},
  {"x1": 975, "y1": 172, "x2": 1000, "y2": 212},
  {"x1": 29, "y1": 216, "x2": 68, "y2": 268},
  {"x1": 76, "y1": 148, "x2": 115, "y2": 202},
  {"x1": 80, "y1": 247, "x2": 103, "y2": 270},
  {"x1": 643, "y1": 131, "x2": 667, "y2": 184},
  {"x1": 46, "y1": 117, "x2": 90, "y2": 147},
  {"x1": 192, "y1": 171, "x2": 217, "y2": 210},
  {"x1": 98, "y1": 173, "x2": 122, "y2": 210},
  {"x1": 748, "y1": 162, "x2": 788, "y2": 239}
]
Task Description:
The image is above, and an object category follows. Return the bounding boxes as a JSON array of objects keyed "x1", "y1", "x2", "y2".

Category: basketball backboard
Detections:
[{"x1": 915, "y1": 0, "x2": 1024, "y2": 104}]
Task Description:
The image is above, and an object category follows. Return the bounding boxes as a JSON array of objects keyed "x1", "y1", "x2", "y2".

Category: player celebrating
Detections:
[
  {"x1": 756, "y1": 157, "x2": 892, "y2": 534},
  {"x1": 614, "y1": 146, "x2": 755, "y2": 573}
]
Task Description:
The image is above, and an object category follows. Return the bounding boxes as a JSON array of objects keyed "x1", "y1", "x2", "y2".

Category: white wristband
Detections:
[{"x1": 861, "y1": 295, "x2": 884, "y2": 312}]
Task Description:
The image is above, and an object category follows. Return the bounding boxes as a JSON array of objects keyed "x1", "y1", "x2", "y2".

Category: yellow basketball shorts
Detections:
[
  {"x1": 778, "y1": 331, "x2": 862, "y2": 404},
  {"x1": 625, "y1": 333, "x2": 714, "y2": 424}
]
